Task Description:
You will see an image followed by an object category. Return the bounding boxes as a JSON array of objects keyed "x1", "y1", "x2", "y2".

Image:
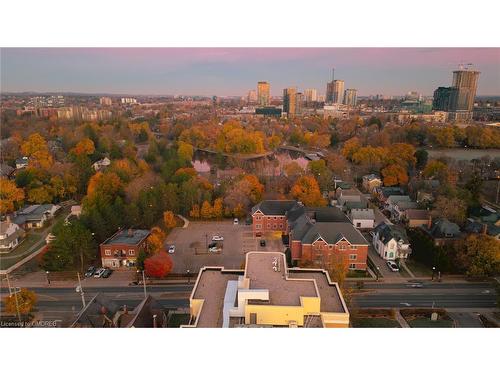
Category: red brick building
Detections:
[
  {"x1": 100, "y1": 229, "x2": 150, "y2": 269},
  {"x1": 251, "y1": 200, "x2": 369, "y2": 270}
]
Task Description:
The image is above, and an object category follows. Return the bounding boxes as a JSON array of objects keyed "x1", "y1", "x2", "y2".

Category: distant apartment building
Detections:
[
  {"x1": 343, "y1": 88, "x2": 358, "y2": 107},
  {"x1": 57, "y1": 106, "x2": 112, "y2": 121},
  {"x1": 121, "y1": 97, "x2": 137, "y2": 104},
  {"x1": 251, "y1": 200, "x2": 368, "y2": 270},
  {"x1": 257, "y1": 81, "x2": 270, "y2": 107},
  {"x1": 283, "y1": 87, "x2": 298, "y2": 117},
  {"x1": 183, "y1": 251, "x2": 350, "y2": 328},
  {"x1": 432, "y1": 65, "x2": 480, "y2": 121},
  {"x1": 100, "y1": 96, "x2": 113, "y2": 106},
  {"x1": 332, "y1": 80, "x2": 345, "y2": 104},
  {"x1": 247, "y1": 90, "x2": 257, "y2": 104},
  {"x1": 304, "y1": 88, "x2": 318, "y2": 103},
  {"x1": 100, "y1": 229, "x2": 150, "y2": 268},
  {"x1": 323, "y1": 103, "x2": 349, "y2": 119}
]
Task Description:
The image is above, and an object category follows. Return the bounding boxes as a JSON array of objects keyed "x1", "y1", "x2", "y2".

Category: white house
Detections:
[
  {"x1": 92, "y1": 157, "x2": 111, "y2": 171},
  {"x1": 349, "y1": 208, "x2": 375, "y2": 229},
  {"x1": 372, "y1": 223, "x2": 411, "y2": 260},
  {"x1": 15, "y1": 156, "x2": 29, "y2": 169},
  {"x1": 0, "y1": 218, "x2": 24, "y2": 253}
]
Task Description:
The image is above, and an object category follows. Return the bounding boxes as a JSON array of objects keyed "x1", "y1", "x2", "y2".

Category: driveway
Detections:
[{"x1": 364, "y1": 232, "x2": 403, "y2": 280}]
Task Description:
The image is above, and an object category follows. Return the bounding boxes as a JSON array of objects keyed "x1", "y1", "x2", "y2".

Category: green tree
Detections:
[{"x1": 42, "y1": 220, "x2": 96, "y2": 273}]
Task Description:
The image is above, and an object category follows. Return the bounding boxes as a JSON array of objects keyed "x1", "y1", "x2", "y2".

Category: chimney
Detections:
[
  {"x1": 128, "y1": 228, "x2": 133, "y2": 237},
  {"x1": 482, "y1": 224, "x2": 488, "y2": 235},
  {"x1": 153, "y1": 314, "x2": 157, "y2": 328},
  {"x1": 6, "y1": 216, "x2": 11, "y2": 224},
  {"x1": 427, "y1": 215, "x2": 433, "y2": 229}
]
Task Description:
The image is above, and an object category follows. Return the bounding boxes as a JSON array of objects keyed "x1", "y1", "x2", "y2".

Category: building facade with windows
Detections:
[
  {"x1": 257, "y1": 81, "x2": 270, "y2": 107},
  {"x1": 100, "y1": 229, "x2": 150, "y2": 269},
  {"x1": 372, "y1": 223, "x2": 411, "y2": 260}
]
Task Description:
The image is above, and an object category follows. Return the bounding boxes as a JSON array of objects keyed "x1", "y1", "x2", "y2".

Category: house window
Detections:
[
  {"x1": 389, "y1": 252, "x2": 394, "y2": 258},
  {"x1": 349, "y1": 254, "x2": 357, "y2": 260},
  {"x1": 105, "y1": 249, "x2": 111, "y2": 256},
  {"x1": 339, "y1": 243, "x2": 346, "y2": 250},
  {"x1": 351, "y1": 245, "x2": 357, "y2": 250},
  {"x1": 129, "y1": 249, "x2": 135, "y2": 256},
  {"x1": 267, "y1": 224, "x2": 271, "y2": 229},
  {"x1": 255, "y1": 216, "x2": 261, "y2": 221},
  {"x1": 329, "y1": 244, "x2": 333, "y2": 250},
  {"x1": 349, "y1": 263, "x2": 356, "y2": 270},
  {"x1": 273, "y1": 224, "x2": 277, "y2": 229},
  {"x1": 256, "y1": 224, "x2": 262, "y2": 229},
  {"x1": 356, "y1": 222, "x2": 361, "y2": 228},
  {"x1": 279, "y1": 224, "x2": 283, "y2": 229}
]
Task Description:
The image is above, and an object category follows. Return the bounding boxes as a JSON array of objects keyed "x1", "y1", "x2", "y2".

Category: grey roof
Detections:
[
  {"x1": 251, "y1": 200, "x2": 299, "y2": 216},
  {"x1": 12, "y1": 204, "x2": 59, "y2": 224},
  {"x1": 387, "y1": 195, "x2": 412, "y2": 204},
  {"x1": 0, "y1": 164, "x2": 14, "y2": 178},
  {"x1": 305, "y1": 206, "x2": 350, "y2": 223},
  {"x1": 377, "y1": 187, "x2": 405, "y2": 198},
  {"x1": 395, "y1": 201, "x2": 418, "y2": 210},
  {"x1": 374, "y1": 223, "x2": 409, "y2": 244},
  {"x1": 427, "y1": 218, "x2": 461, "y2": 239},
  {"x1": 344, "y1": 201, "x2": 368, "y2": 210},
  {"x1": 363, "y1": 174, "x2": 381, "y2": 181},
  {"x1": 297, "y1": 222, "x2": 368, "y2": 245},
  {"x1": 103, "y1": 229, "x2": 150, "y2": 246},
  {"x1": 350, "y1": 208, "x2": 375, "y2": 220}
]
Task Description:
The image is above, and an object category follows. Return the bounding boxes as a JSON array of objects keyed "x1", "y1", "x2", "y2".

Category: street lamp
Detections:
[
  {"x1": 432, "y1": 266, "x2": 436, "y2": 281},
  {"x1": 187, "y1": 269, "x2": 191, "y2": 284},
  {"x1": 376, "y1": 266, "x2": 380, "y2": 281},
  {"x1": 46, "y1": 271, "x2": 50, "y2": 285}
]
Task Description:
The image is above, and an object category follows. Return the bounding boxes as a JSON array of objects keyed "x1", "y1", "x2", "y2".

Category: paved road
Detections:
[
  {"x1": 357, "y1": 282, "x2": 495, "y2": 290},
  {"x1": 448, "y1": 312, "x2": 484, "y2": 328},
  {"x1": 353, "y1": 292, "x2": 496, "y2": 308}
]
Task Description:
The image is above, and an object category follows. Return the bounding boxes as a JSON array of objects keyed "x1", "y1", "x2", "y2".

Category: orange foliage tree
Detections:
[
  {"x1": 148, "y1": 226, "x2": 166, "y2": 254},
  {"x1": 3, "y1": 288, "x2": 37, "y2": 315},
  {"x1": 291, "y1": 175, "x2": 327, "y2": 206},
  {"x1": 200, "y1": 200, "x2": 213, "y2": 219},
  {"x1": 189, "y1": 204, "x2": 200, "y2": 219},
  {"x1": 71, "y1": 138, "x2": 95, "y2": 156},
  {"x1": 163, "y1": 211, "x2": 176, "y2": 229},
  {"x1": 144, "y1": 252, "x2": 173, "y2": 278},
  {"x1": 381, "y1": 164, "x2": 409, "y2": 186},
  {"x1": 0, "y1": 178, "x2": 25, "y2": 214},
  {"x1": 20, "y1": 133, "x2": 53, "y2": 169}
]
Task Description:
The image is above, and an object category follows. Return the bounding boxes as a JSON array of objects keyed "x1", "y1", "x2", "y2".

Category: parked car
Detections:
[
  {"x1": 406, "y1": 281, "x2": 423, "y2": 288},
  {"x1": 168, "y1": 245, "x2": 175, "y2": 254},
  {"x1": 260, "y1": 239, "x2": 266, "y2": 247},
  {"x1": 386, "y1": 261, "x2": 399, "y2": 272},
  {"x1": 212, "y1": 235, "x2": 224, "y2": 241},
  {"x1": 84, "y1": 266, "x2": 96, "y2": 278},
  {"x1": 102, "y1": 268, "x2": 113, "y2": 278},
  {"x1": 233, "y1": 218, "x2": 239, "y2": 225},
  {"x1": 208, "y1": 242, "x2": 219, "y2": 252},
  {"x1": 94, "y1": 268, "x2": 106, "y2": 278}
]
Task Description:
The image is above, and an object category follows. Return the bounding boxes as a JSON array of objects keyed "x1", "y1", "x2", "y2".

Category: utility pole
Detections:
[
  {"x1": 142, "y1": 270, "x2": 147, "y2": 298},
  {"x1": 76, "y1": 272, "x2": 86, "y2": 308},
  {"x1": 6, "y1": 274, "x2": 21, "y2": 323},
  {"x1": 496, "y1": 177, "x2": 499, "y2": 204}
]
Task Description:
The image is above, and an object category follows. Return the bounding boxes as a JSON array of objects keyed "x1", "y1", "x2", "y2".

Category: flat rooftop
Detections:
[
  {"x1": 102, "y1": 229, "x2": 150, "y2": 246},
  {"x1": 192, "y1": 269, "x2": 241, "y2": 328},
  {"x1": 245, "y1": 252, "x2": 318, "y2": 306},
  {"x1": 290, "y1": 270, "x2": 345, "y2": 313}
]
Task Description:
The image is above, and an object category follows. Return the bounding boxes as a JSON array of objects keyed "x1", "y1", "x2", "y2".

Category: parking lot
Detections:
[{"x1": 166, "y1": 221, "x2": 285, "y2": 273}]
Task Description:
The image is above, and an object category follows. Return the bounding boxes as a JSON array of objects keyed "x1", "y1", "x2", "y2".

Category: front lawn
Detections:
[
  {"x1": 405, "y1": 259, "x2": 433, "y2": 277},
  {"x1": 351, "y1": 317, "x2": 401, "y2": 328},
  {"x1": 347, "y1": 270, "x2": 370, "y2": 278},
  {"x1": 167, "y1": 313, "x2": 191, "y2": 327},
  {"x1": 407, "y1": 318, "x2": 453, "y2": 328},
  {"x1": 0, "y1": 233, "x2": 43, "y2": 270}
]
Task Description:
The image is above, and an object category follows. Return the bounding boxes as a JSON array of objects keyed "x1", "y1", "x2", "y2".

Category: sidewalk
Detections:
[{"x1": 395, "y1": 309, "x2": 410, "y2": 328}]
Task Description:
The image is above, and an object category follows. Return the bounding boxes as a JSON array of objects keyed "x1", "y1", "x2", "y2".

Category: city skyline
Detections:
[{"x1": 1, "y1": 48, "x2": 499, "y2": 96}]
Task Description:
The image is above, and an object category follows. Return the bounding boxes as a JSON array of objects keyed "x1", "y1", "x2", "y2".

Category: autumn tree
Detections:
[
  {"x1": 414, "y1": 149, "x2": 429, "y2": 170},
  {"x1": 291, "y1": 175, "x2": 326, "y2": 206},
  {"x1": 212, "y1": 198, "x2": 223, "y2": 219},
  {"x1": 423, "y1": 160, "x2": 449, "y2": 183},
  {"x1": 3, "y1": 288, "x2": 37, "y2": 316},
  {"x1": 144, "y1": 251, "x2": 173, "y2": 278},
  {"x1": 147, "y1": 226, "x2": 166, "y2": 254},
  {"x1": 324, "y1": 252, "x2": 349, "y2": 288},
  {"x1": 341, "y1": 137, "x2": 361, "y2": 160},
  {"x1": 0, "y1": 178, "x2": 25, "y2": 214},
  {"x1": 177, "y1": 141, "x2": 194, "y2": 163},
  {"x1": 456, "y1": 234, "x2": 500, "y2": 277},
  {"x1": 189, "y1": 204, "x2": 200, "y2": 219},
  {"x1": 20, "y1": 133, "x2": 53, "y2": 169},
  {"x1": 284, "y1": 161, "x2": 304, "y2": 177},
  {"x1": 200, "y1": 200, "x2": 214, "y2": 219},
  {"x1": 71, "y1": 138, "x2": 95, "y2": 156},
  {"x1": 432, "y1": 196, "x2": 467, "y2": 225},
  {"x1": 381, "y1": 164, "x2": 408, "y2": 186},
  {"x1": 163, "y1": 210, "x2": 177, "y2": 229}
]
